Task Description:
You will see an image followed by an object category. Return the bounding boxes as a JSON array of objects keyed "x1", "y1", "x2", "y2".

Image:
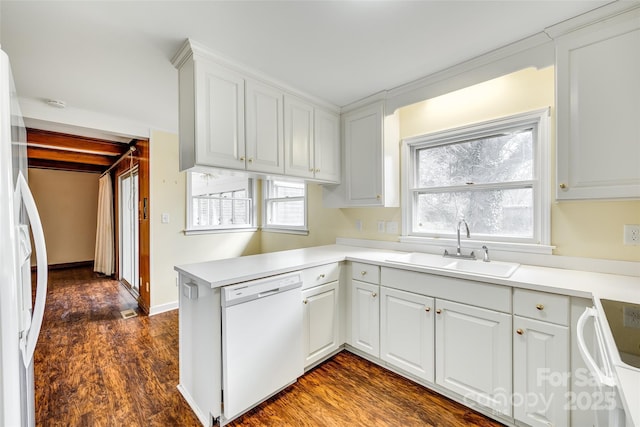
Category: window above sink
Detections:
[{"x1": 401, "y1": 108, "x2": 552, "y2": 254}]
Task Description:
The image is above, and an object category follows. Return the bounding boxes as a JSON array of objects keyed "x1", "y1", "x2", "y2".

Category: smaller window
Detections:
[
  {"x1": 263, "y1": 180, "x2": 307, "y2": 234},
  {"x1": 186, "y1": 172, "x2": 256, "y2": 232}
]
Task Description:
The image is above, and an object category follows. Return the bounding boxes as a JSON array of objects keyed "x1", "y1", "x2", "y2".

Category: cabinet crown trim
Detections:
[{"x1": 172, "y1": 39, "x2": 340, "y2": 113}]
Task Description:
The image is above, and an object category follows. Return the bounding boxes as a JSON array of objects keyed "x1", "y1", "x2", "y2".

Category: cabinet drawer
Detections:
[
  {"x1": 513, "y1": 288, "x2": 569, "y2": 326},
  {"x1": 351, "y1": 262, "x2": 380, "y2": 284},
  {"x1": 301, "y1": 263, "x2": 340, "y2": 290}
]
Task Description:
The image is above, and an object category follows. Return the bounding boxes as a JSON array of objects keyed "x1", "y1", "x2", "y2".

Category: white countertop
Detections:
[{"x1": 175, "y1": 244, "x2": 640, "y2": 304}]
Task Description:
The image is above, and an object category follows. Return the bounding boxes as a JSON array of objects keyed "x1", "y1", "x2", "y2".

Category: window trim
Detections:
[
  {"x1": 401, "y1": 108, "x2": 551, "y2": 253},
  {"x1": 185, "y1": 172, "x2": 257, "y2": 234},
  {"x1": 262, "y1": 180, "x2": 309, "y2": 234}
]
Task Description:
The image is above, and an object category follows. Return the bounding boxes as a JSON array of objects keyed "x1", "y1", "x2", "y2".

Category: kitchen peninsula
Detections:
[{"x1": 175, "y1": 242, "x2": 640, "y2": 427}]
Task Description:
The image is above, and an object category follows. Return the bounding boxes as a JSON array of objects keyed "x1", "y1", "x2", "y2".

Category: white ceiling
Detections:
[{"x1": 0, "y1": 1, "x2": 613, "y2": 135}]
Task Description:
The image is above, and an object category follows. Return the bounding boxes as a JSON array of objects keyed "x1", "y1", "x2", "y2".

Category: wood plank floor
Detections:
[{"x1": 35, "y1": 266, "x2": 505, "y2": 427}]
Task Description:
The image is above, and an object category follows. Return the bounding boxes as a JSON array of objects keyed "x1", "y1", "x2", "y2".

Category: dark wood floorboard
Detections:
[{"x1": 35, "y1": 266, "x2": 505, "y2": 427}]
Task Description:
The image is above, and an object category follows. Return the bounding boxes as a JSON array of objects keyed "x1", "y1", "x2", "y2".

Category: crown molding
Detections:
[{"x1": 544, "y1": 1, "x2": 640, "y2": 39}]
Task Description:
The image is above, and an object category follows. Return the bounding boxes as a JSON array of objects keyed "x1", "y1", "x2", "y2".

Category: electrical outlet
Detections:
[
  {"x1": 624, "y1": 306, "x2": 640, "y2": 329},
  {"x1": 386, "y1": 221, "x2": 399, "y2": 234},
  {"x1": 623, "y1": 224, "x2": 640, "y2": 245},
  {"x1": 377, "y1": 220, "x2": 385, "y2": 233}
]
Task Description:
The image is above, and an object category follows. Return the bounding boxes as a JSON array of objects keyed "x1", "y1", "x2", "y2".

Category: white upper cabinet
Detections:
[
  {"x1": 323, "y1": 99, "x2": 399, "y2": 207},
  {"x1": 556, "y1": 12, "x2": 640, "y2": 200},
  {"x1": 284, "y1": 95, "x2": 341, "y2": 183},
  {"x1": 192, "y1": 60, "x2": 246, "y2": 171},
  {"x1": 245, "y1": 79, "x2": 285, "y2": 174},
  {"x1": 173, "y1": 40, "x2": 340, "y2": 182},
  {"x1": 344, "y1": 102, "x2": 384, "y2": 205},
  {"x1": 284, "y1": 95, "x2": 315, "y2": 179},
  {"x1": 313, "y1": 108, "x2": 341, "y2": 183}
]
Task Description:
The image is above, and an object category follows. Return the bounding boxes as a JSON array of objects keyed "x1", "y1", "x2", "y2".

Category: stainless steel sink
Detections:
[{"x1": 386, "y1": 252, "x2": 520, "y2": 278}]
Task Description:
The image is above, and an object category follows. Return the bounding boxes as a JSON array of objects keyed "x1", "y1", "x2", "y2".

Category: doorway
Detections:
[
  {"x1": 25, "y1": 128, "x2": 151, "y2": 313},
  {"x1": 118, "y1": 168, "x2": 139, "y2": 296}
]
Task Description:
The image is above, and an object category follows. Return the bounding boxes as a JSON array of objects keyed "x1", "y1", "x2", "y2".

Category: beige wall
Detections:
[
  {"x1": 261, "y1": 184, "x2": 349, "y2": 253},
  {"x1": 28, "y1": 168, "x2": 99, "y2": 265},
  {"x1": 149, "y1": 130, "x2": 261, "y2": 309}
]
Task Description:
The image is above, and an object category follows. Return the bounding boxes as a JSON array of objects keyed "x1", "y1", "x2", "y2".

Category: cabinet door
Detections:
[
  {"x1": 380, "y1": 287, "x2": 434, "y2": 382},
  {"x1": 435, "y1": 299, "x2": 512, "y2": 416},
  {"x1": 351, "y1": 280, "x2": 380, "y2": 357},
  {"x1": 342, "y1": 102, "x2": 383, "y2": 205},
  {"x1": 284, "y1": 95, "x2": 314, "y2": 179},
  {"x1": 556, "y1": 18, "x2": 640, "y2": 199},
  {"x1": 302, "y1": 281, "x2": 340, "y2": 368},
  {"x1": 313, "y1": 108, "x2": 341, "y2": 183},
  {"x1": 195, "y1": 61, "x2": 245, "y2": 169},
  {"x1": 514, "y1": 316, "x2": 569, "y2": 427},
  {"x1": 245, "y1": 80, "x2": 284, "y2": 174}
]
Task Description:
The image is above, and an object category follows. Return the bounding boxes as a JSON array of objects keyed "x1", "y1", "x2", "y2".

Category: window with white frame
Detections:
[
  {"x1": 403, "y1": 109, "x2": 550, "y2": 246},
  {"x1": 263, "y1": 180, "x2": 307, "y2": 233},
  {"x1": 187, "y1": 172, "x2": 256, "y2": 232}
]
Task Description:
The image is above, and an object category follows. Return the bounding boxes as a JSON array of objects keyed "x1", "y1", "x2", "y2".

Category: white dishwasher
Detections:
[{"x1": 221, "y1": 271, "x2": 303, "y2": 424}]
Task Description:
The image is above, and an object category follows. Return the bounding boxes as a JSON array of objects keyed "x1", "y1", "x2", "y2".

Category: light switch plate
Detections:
[
  {"x1": 161, "y1": 213, "x2": 170, "y2": 224},
  {"x1": 377, "y1": 220, "x2": 385, "y2": 233},
  {"x1": 623, "y1": 224, "x2": 640, "y2": 245}
]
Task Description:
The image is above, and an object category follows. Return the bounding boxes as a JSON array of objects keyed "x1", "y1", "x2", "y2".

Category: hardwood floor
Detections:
[
  {"x1": 35, "y1": 267, "x2": 505, "y2": 427},
  {"x1": 34, "y1": 267, "x2": 199, "y2": 426}
]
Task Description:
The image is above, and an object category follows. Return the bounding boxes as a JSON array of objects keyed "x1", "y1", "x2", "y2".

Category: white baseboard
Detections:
[
  {"x1": 177, "y1": 384, "x2": 209, "y2": 427},
  {"x1": 149, "y1": 300, "x2": 178, "y2": 316}
]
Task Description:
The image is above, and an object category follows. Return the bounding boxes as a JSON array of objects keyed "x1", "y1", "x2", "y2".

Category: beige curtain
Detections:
[{"x1": 94, "y1": 173, "x2": 114, "y2": 275}]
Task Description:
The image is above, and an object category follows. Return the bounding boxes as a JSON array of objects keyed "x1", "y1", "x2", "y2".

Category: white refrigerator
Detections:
[{"x1": 0, "y1": 48, "x2": 48, "y2": 427}]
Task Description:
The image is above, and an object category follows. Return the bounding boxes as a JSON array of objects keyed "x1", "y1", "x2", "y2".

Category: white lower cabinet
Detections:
[
  {"x1": 513, "y1": 315, "x2": 570, "y2": 427},
  {"x1": 302, "y1": 281, "x2": 340, "y2": 368},
  {"x1": 380, "y1": 287, "x2": 434, "y2": 382},
  {"x1": 351, "y1": 280, "x2": 380, "y2": 357},
  {"x1": 435, "y1": 299, "x2": 512, "y2": 417}
]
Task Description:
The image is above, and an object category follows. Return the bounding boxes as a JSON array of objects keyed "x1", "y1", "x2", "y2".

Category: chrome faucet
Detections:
[
  {"x1": 443, "y1": 219, "x2": 476, "y2": 259},
  {"x1": 482, "y1": 245, "x2": 490, "y2": 262}
]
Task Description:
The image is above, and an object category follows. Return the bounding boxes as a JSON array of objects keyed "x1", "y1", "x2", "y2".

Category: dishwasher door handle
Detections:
[{"x1": 258, "y1": 288, "x2": 280, "y2": 298}]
